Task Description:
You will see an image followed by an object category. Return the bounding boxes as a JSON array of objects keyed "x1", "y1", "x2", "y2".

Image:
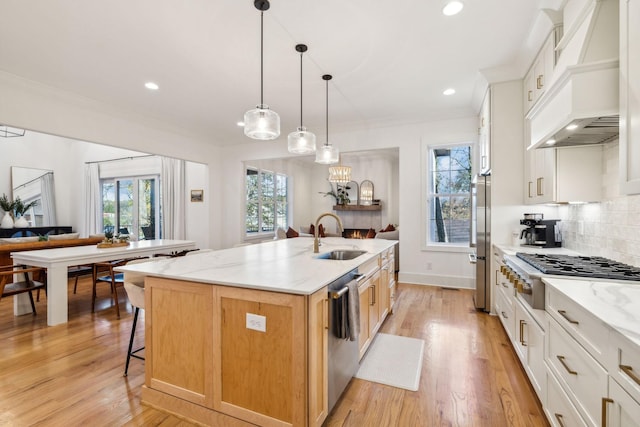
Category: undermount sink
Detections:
[{"x1": 316, "y1": 250, "x2": 367, "y2": 260}]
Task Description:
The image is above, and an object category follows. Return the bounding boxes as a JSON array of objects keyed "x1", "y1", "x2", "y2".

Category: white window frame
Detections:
[
  {"x1": 422, "y1": 141, "x2": 474, "y2": 253},
  {"x1": 245, "y1": 167, "x2": 290, "y2": 238}
]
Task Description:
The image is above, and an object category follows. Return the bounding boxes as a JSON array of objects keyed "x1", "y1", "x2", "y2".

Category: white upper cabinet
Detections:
[
  {"x1": 524, "y1": 27, "x2": 563, "y2": 115},
  {"x1": 478, "y1": 89, "x2": 491, "y2": 173},
  {"x1": 619, "y1": 0, "x2": 640, "y2": 194}
]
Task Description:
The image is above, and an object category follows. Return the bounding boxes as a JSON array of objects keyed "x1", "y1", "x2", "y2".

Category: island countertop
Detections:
[{"x1": 117, "y1": 237, "x2": 397, "y2": 295}]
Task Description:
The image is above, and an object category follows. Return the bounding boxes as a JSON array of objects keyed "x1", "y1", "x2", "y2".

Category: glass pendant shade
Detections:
[
  {"x1": 244, "y1": 104, "x2": 280, "y2": 140},
  {"x1": 315, "y1": 143, "x2": 339, "y2": 164},
  {"x1": 245, "y1": 1, "x2": 279, "y2": 141},
  {"x1": 328, "y1": 165, "x2": 352, "y2": 183},
  {"x1": 287, "y1": 127, "x2": 316, "y2": 154}
]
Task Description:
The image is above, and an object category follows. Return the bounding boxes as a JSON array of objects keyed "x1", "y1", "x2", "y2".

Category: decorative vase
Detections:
[
  {"x1": 15, "y1": 215, "x2": 29, "y2": 228},
  {"x1": 1, "y1": 212, "x2": 14, "y2": 229}
]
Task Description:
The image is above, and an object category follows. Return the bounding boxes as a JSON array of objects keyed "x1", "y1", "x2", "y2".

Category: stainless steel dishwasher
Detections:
[{"x1": 327, "y1": 269, "x2": 361, "y2": 411}]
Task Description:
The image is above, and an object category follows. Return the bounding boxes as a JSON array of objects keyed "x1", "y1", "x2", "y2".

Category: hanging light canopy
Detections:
[
  {"x1": 244, "y1": 0, "x2": 280, "y2": 140},
  {"x1": 287, "y1": 44, "x2": 316, "y2": 154},
  {"x1": 315, "y1": 74, "x2": 340, "y2": 164}
]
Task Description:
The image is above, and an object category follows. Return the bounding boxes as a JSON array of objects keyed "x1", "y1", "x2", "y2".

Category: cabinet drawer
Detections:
[
  {"x1": 607, "y1": 330, "x2": 640, "y2": 405},
  {"x1": 496, "y1": 270, "x2": 515, "y2": 309},
  {"x1": 547, "y1": 316, "x2": 607, "y2": 427},
  {"x1": 546, "y1": 285, "x2": 610, "y2": 365},
  {"x1": 358, "y1": 256, "x2": 380, "y2": 277},
  {"x1": 496, "y1": 287, "x2": 515, "y2": 341},
  {"x1": 607, "y1": 377, "x2": 640, "y2": 427},
  {"x1": 545, "y1": 366, "x2": 588, "y2": 427}
]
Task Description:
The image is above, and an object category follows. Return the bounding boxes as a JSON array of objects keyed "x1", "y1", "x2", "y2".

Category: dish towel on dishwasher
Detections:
[{"x1": 333, "y1": 279, "x2": 360, "y2": 341}]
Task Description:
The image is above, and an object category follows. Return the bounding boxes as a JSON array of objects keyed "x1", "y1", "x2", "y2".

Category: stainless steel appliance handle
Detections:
[{"x1": 329, "y1": 287, "x2": 349, "y2": 300}]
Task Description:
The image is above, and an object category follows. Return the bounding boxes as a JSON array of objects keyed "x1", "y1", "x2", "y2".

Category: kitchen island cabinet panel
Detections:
[
  {"x1": 146, "y1": 277, "x2": 215, "y2": 408},
  {"x1": 308, "y1": 287, "x2": 329, "y2": 427},
  {"x1": 215, "y1": 286, "x2": 306, "y2": 427}
]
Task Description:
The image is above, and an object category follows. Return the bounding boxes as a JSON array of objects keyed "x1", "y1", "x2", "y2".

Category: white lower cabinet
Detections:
[
  {"x1": 606, "y1": 378, "x2": 640, "y2": 427},
  {"x1": 545, "y1": 366, "x2": 588, "y2": 427},
  {"x1": 547, "y1": 316, "x2": 608, "y2": 427},
  {"x1": 492, "y1": 250, "x2": 640, "y2": 427},
  {"x1": 514, "y1": 299, "x2": 545, "y2": 401},
  {"x1": 495, "y1": 280, "x2": 515, "y2": 341}
]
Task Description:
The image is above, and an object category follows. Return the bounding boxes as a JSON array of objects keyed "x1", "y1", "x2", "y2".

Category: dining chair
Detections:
[
  {"x1": 92, "y1": 257, "x2": 146, "y2": 318},
  {"x1": 0, "y1": 265, "x2": 47, "y2": 315},
  {"x1": 69, "y1": 265, "x2": 94, "y2": 294}
]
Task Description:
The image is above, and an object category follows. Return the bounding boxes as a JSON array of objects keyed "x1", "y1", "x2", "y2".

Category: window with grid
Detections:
[
  {"x1": 426, "y1": 144, "x2": 472, "y2": 246},
  {"x1": 246, "y1": 168, "x2": 289, "y2": 235}
]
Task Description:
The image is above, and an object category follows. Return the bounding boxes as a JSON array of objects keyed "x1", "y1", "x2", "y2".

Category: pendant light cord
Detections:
[
  {"x1": 260, "y1": 10, "x2": 264, "y2": 106},
  {"x1": 325, "y1": 77, "x2": 329, "y2": 147},
  {"x1": 299, "y1": 51, "x2": 303, "y2": 127}
]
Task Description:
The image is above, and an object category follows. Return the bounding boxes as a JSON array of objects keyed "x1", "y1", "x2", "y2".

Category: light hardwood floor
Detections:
[{"x1": 0, "y1": 279, "x2": 548, "y2": 427}]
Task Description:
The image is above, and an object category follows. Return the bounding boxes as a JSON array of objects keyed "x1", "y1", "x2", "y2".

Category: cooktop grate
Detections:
[{"x1": 515, "y1": 253, "x2": 640, "y2": 281}]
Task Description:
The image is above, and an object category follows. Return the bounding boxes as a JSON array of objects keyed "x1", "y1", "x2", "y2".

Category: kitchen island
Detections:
[{"x1": 118, "y1": 237, "x2": 397, "y2": 427}]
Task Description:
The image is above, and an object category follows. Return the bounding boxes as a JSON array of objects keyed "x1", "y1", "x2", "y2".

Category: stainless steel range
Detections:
[{"x1": 503, "y1": 253, "x2": 640, "y2": 309}]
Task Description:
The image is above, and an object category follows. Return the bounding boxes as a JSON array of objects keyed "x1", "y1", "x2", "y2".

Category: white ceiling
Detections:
[{"x1": 0, "y1": 1, "x2": 556, "y2": 147}]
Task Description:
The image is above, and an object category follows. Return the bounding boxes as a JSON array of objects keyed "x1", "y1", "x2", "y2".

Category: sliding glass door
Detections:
[{"x1": 101, "y1": 176, "x2": 159, "y2": 240}]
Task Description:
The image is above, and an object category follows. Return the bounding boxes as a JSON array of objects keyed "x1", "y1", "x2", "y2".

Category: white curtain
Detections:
[
  {"x1": 83, "y1": 163, "x2": 101, "y2": 236},
  {"x1": 39, "y1": 172, "x2": 57, "y2": 226},
  {"x1": 161, "y1": 157, "x2": 185, "y2": 239}
]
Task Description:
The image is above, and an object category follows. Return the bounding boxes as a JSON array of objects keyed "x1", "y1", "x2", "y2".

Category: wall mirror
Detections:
[
  {"x1": 344, "y1": 181, "x2": 359, "y2": 205},
  {"x1": 11, "y1": 166, "x2": 57, "y2": 226},
  {"x1": 360, "y1": 180, "x2": 374, "y2": 205}
]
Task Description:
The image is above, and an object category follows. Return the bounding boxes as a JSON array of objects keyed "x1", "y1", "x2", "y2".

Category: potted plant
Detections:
[
  {"x1": 13, "y1": 197, "x2": 38, "y2": 228},
  {"x1": 319, "y1": 183, "x2": 350, "y2": 205},
  {"x1": 0, "y1": 193, "x2": 16, "y2": 229}
]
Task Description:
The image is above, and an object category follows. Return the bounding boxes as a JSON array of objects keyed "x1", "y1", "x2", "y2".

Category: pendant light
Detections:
[
  {"x1": 320, "y1": 75, "x2": 351, "y2": 182},
  {"x1": 287, "y1": 44, "x2": 316, "y2": 154},
  {"x1": 315, "y1": 74, "x2": 340, "y2": 164},
  {"x1": 244, "y1": 0, "x2": 280, "y2": 140},
  {"x1": 328, "y1": 161, "x2": 352, "y2": 183}
]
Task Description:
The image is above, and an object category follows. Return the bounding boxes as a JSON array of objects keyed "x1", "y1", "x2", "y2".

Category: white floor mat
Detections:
[{"x1": 354, "y1": 333, "x2": 425, "y2": 391}]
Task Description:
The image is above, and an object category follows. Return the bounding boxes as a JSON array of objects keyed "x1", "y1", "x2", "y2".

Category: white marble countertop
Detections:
[
  {"x1": 543, "y1": 276, "x2": 640, "y2": 349},
  {"x1": 493, "y1": 243, "x2": 580, "y2": 257},
  {"x1": 117, "y1": 237, "x2": 397, "y2": 295}
]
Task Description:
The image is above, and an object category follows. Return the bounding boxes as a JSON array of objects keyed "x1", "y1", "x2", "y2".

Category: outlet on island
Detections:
[{"x1": 246, "y1": 313, "x2": 266, "y2": 332}]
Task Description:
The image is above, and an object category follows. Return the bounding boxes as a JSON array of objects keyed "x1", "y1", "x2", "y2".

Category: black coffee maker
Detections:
[{"x1": 520, "y1": 214, "x2": 561, "y2": 247}]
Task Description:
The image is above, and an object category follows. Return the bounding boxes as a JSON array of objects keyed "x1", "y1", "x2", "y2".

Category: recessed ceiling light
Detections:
[
  {"x1": 545, "y1": 139, "x2": 556, "y2": 146},
  {"x1": 144, "y1": 82, "x2": 159, "y2": 90},
  {"x1": 237, "y1": 121, "x2": 245, "y2": 127},
  {"x1": 566, "y1": 123, "x2": 578, "y2": 130},
  {"x1": 443, "y1": 88, "x2": 456, "y2": 96},
  {"x1": 442, "y1": 1, "x2": 464, "y2": 16}
]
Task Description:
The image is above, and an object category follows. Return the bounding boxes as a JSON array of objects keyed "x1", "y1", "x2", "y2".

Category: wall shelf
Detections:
[{"x1": 333, "y1": 205, "x2": 381, "y2": 211}]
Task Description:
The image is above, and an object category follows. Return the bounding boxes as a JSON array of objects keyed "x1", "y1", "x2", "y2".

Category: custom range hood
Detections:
[{"x1": 528, "y1": 0, "x2": 619, "y2": 150}]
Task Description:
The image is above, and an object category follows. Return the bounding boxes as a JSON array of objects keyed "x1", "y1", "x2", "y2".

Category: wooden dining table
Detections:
[{"x1": 11, "y1": 239, "x2": 196, "y2": 326}]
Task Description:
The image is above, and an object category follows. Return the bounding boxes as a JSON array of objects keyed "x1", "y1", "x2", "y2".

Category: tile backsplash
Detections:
[{"x1": 557, "y1": 142, "x2": 640, "y2": 267}]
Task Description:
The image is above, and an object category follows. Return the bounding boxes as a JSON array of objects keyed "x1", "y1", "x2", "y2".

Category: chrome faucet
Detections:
[{"x1": 313, "y1": 212, "x2": 343, "y2": 253}]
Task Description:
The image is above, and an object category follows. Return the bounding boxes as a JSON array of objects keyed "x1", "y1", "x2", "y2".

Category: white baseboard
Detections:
[{"x1": 398, "y1": 272, "x2": 474, "y2": 289}]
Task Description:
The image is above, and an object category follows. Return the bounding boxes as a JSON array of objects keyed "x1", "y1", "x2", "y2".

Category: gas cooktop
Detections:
[{"x1": 515, "y1": 253, "x2": 640, "y2": 281}]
